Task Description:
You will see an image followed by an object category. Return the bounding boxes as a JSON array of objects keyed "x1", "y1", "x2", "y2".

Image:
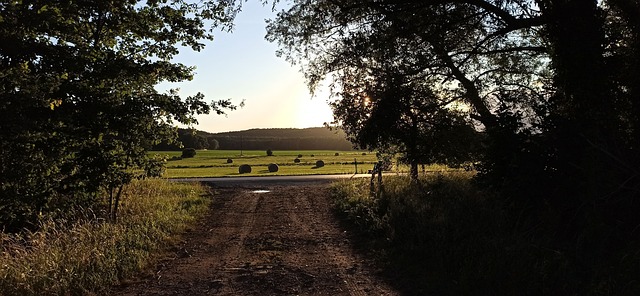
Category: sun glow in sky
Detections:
[{"x1": 157, "y1": 1, "x2": 334, "y2": 133}]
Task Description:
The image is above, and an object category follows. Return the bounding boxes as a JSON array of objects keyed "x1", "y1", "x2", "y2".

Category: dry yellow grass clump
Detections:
[{"x1": 0, "y1": 179, "x2": 210, "y2": 296}]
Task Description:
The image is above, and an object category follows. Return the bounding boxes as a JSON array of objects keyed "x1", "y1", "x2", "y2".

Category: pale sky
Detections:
[{"x1": 158, "y1": 1, "x2": 334, "y2": 133}]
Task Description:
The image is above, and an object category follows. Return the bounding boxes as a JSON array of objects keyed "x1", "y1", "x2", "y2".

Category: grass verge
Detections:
[
  {"x1": 330, "y1": 172, "x2": 640, "y2": 295},
  {"x1": 0, "y1": 179, "x2": 210, "y2": 296}
]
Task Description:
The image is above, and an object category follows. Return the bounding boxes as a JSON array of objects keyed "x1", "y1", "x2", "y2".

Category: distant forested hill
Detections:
[{"x1": 151, "y1": 127, "x2": 356, "y2": 151}]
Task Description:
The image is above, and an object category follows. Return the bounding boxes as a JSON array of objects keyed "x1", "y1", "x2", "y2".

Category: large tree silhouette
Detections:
[{"x1": 266, "y1": 1, "x2": 640, "y2": 291}]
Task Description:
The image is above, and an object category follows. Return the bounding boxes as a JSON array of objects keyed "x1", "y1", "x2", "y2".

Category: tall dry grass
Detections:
[
  {"x1": 0, "y1": 179, "x2": 209, "y2": 296},
  {"x1": 331, "y1": 172, "x2": 569, "y2": 295}
]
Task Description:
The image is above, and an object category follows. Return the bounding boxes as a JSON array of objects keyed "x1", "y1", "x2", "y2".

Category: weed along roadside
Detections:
[
  {"x1": 331, "y1": 172, "x2": 638, "y2": 295},
  {"x1": 0, "y1": 179, "x2": 210, "y2": 296}
]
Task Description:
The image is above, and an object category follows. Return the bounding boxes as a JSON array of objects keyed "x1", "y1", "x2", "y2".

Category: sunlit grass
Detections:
[
  {"x1": 0, "y1": 179, "x2": 210, "y2": 296},
  {"x1": 155, "y1": 150, "x2": 382, "y2": 177},
  {"x1": 155, "y1": 150, "x2": 457, "y2": 178}
]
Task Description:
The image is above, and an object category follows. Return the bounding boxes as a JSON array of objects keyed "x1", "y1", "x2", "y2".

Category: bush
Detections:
[
  {"x1": 268, "y1": 163, "x2": 279, "y2": 172},
  {"x1": 311, "y1": 154, "x2": 315, "y2": 157},
  {"x1": 181, "y1": 148, "x2": 196, "y2": 158},
  {"x1": 315, "y1": 160, "x2": 325, "y2": 167},
  {"x1": 266, "y1": 149, "x2": 273, "y2": 156},
  {"x1": 226, "y1": 158, "x2": 233, "y2": 164},
  {"x1": 362, "y1": 152, "x2": 367, "y2": 155},
  {"x1": 335, "y1": 152, "x2": 340, "y2": 156},
  {"x1": 238, "y1": 164, "x2": 251, "y2": 174},
  {"x1": 294, "y1": 158, "x2": 301, "y2": 163},
  {"x1": 298, "y1": 154, "x2": 303, "y2": 158}
]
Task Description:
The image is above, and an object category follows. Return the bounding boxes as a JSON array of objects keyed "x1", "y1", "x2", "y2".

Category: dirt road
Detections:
[{"x1": 113, "y1": 183, "x2": 399, "y2": 295}]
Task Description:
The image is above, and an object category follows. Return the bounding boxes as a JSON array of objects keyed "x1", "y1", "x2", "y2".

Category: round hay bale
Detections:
[
  {"x1": 239, "y1": 164, "x2": 252, "y2": 174},
  {"x1": 268, "y1": 163, "x2": 279, "y2": 172},
  {"x1": 226, "y1": 158, "x2": 233, "y2": 164},
  {"x1": 294, "y1": 158, "x2": 301, "y2": 163},
  {"x1": 315, "y1": 160, "x2": 325, "y2": 167}
]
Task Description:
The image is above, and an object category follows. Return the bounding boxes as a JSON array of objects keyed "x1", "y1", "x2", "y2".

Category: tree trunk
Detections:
[
  {"x1": 111, "y1": 184, "x2": 124, "y2": 222},
  {"x1": 410, "y1": 160, "x2": 419, "y2": 183},
  {"x1": 540, "y1": 0, "x2": 622, "y2": 202}
]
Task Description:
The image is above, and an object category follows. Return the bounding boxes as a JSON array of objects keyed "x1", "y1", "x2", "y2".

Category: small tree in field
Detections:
[
  {"x1": 182, "y1": 148, "x2": 197, "y2": 158},
  {"x1": 266, "y1": 149, "x2": 274, "y2": 156}
]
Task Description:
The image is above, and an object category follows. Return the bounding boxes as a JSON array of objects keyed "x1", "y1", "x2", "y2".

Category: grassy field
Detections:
[
  {"x1": 0, "y1": 179, "x2": 210, "y2": 295},
  {"x1": 151, "y1": 150, "x2": 381, "y2": 178}
]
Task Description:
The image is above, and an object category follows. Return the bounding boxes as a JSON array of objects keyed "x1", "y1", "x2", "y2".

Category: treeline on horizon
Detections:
[{"x1": 152, "y1": 127, "x2": 355, "y2": 151}]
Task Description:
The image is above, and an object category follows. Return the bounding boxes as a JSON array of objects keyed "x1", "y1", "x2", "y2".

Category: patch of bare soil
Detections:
[{"x1": 112, "y1": 184, "x2": 398, "y2": 295}]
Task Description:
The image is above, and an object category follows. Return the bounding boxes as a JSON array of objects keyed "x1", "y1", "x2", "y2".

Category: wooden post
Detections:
[
  {"x1": 354, "y1": 158, "x2": 357, "y2": 174},
  {"x1": 370, "y1": 162, "x2": 377, "y2": 196},
  {"x1": 377, "y1": 161, "x2": 383, "y2": 199}
]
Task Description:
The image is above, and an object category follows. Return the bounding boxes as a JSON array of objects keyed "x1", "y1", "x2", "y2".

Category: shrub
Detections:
[
  {"x1": 335, "y1": 152, "x2": 340, "y2": 156},
  {"x1": 311, "y1": 154, "x2": 315, "y2": 157},
  {"x1": 294, "y1": 158, "x2": 301, "y2": 163},
  {"x1": 362, "y1": 152, "x2": 367, "y2": 156},
  {"x1": 298, "y1": 154, "x2": 303, "y2": 158},
  {"x1": 315, "y1": 160, "x2": 325, "y2": 167},
  {"x1": 266, "y1": 149, "x2": 273, "y2": 156},
  {"x1": 181, "y1": 148, "x2": 196, "y2": 158},
  {"x1": 226, "y1": 158, "x2": 233, "y2": 164},
  {"x1": 268, "y1": 163, "x2": 279, "y2": 172},
  {"x1": 238, "y1": 164, "x2": 251, "y2": 174}
]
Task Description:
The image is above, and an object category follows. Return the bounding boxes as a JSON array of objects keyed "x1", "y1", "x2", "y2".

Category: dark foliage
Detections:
[
  {"x1": 181, "y1": 148, "x2": 196, "y2": 158},
  {"x1": 153, "y1": 128, "x2": 219, "y2": 150},
  {"x1": 268, "y1": 0, "x2": 640, "y2": 293}
]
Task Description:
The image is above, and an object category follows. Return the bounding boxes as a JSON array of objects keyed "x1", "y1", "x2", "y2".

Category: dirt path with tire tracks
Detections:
[{"x1": 112, "y1": 183, "x2": 398, "y2": 296}]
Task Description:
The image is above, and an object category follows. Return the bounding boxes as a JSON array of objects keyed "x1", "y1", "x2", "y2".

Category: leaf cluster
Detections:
[{"x1": 0, "y1": 0, "x2": 240, "y2": 231}]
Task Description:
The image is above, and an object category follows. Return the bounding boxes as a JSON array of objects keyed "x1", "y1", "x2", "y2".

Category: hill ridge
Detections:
[{"x1": 154, "y1": 127, "x2": 355, "y2": 151}]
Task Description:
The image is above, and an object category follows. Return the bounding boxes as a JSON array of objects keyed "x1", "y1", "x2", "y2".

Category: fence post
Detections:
[
  {"x1": 377, "y1": 161, "x2": 383, "y2": 199},
  {"x1": 370, "y1": 162, "x2": 377, "y2": 196}
]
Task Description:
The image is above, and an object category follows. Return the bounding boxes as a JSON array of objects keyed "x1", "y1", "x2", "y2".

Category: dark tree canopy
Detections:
[
  {"x1": 266, "y1": 0, "x2": 640, "y2": 197},
  {"x1": 266, "y1": 1, "x2": 640, "y2": 292},
  {"x1": 267, "y1": 0, "x2": 549, "y2": 181},
  {"x1": 0, "y1": 0, "x2": 242, "y2": 229}
]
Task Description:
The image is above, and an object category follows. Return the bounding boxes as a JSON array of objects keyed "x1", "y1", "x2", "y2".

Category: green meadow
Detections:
[{"x1": 151, "y1": 150, "x2": 381, "y2": 178}]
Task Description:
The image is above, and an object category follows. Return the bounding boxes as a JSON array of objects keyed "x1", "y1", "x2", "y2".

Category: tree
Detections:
[
  {"x1": 0, "y1": 0, "x2": 242, "y2": 229},
  {"x1": 266, "y1": 0, "x2": 640, "y2": 200},
  {"x1": 266, "y1": 1, "x2": 640, "y2": 292},
  {"x1": 267, "y1": 0, "x2": 544, "y2": 182},
  {"x1": 207, "y1": 137, "x2": 220, "y2": 150},
  {"x1": 329, "y1": 53, "x2": 479, "y2": 182}
]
